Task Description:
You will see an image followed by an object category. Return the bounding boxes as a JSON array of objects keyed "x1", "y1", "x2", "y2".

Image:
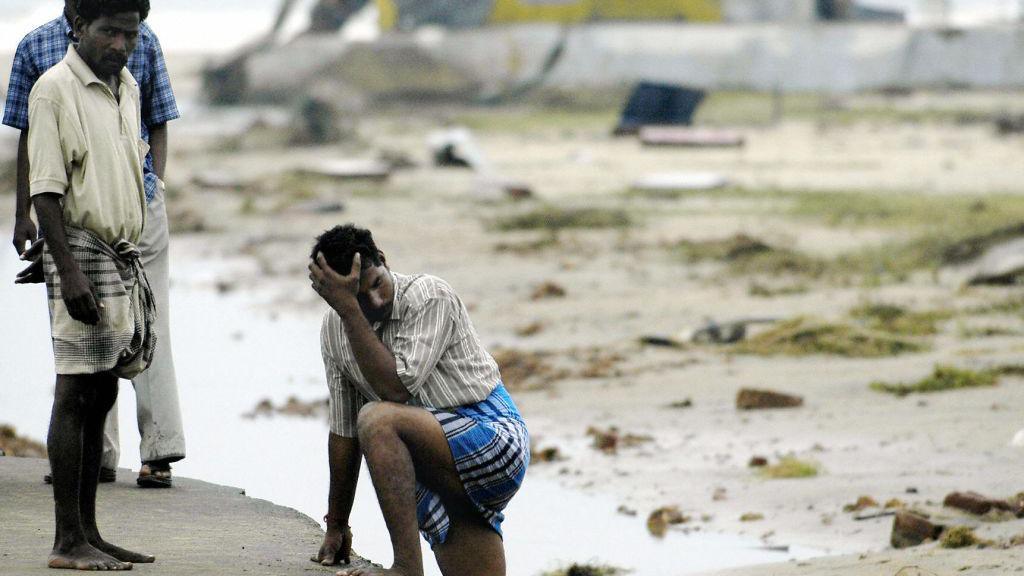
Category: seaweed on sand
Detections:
[
  {"x1": 734, "y1": 317, "x2": 926, "y2": 357},
  {"x1": 870, "y1": 365, "x2": 998, "y2": 396}
]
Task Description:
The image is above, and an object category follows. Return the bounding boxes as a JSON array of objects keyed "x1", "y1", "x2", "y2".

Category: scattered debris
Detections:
[
  {"x1": 639, "y1": 334, "x2": 688, "y2": 349},
  {"x1": 494, "y1": 206, "x2": 631, "y2": 232},
  {"x1": 734, "y1": 317, "x2": 925, "y2": 358},
  {"x1": 886, "y1": 499, "x2": 907, "y2": 509},
  {"x1": 995, "y1": 113, "x2": 1024, "y2": 136},
  {"x1": 429, "y1": 127, "x2": 487, "y2": 169},
  {"x1": 377, "y1": 149, "x2": 417, "y2": 171},
  {"x1": 891, "y1": 511, "x2": 944, "y2": 549},
  {"x1": 242, "y1": 396, "x2": 328, "y2": 419},
  {"x1": 963, "y1": 237, "x2": 1024, "y2": 286},
  {"x1": 493, "y1": 234, "x2": 561, "y2": 255},
  {"x1": 941, "y1": 526, "x2": 989, "y2": 549},
  {"x1": 943, "y1": 492, "x2": 1023, "y2": 517},
  {"x1": 586, "y1": 426, "x2": 653, "y2": 455},
  {"x1": 0, "y1": 424, "x2": 47, "y2": 458},
  {"x1": 844, "y1": 496, "x2": 880, "y2": 512},
  {"x1": 870, "y1": 365, "x2": 998, "y2": 396},
  {"x1": 748, "y1": 281, "x2": 809, "y2": 298},
  {"x1": 748, "y1": 456, "x2": 769, "y2": 468},
  {"x1": 639, "y1": 127, "x2": 745, "y2": 148},
  {"x1": 289, "y1": 97, "x2": 345, "y2": 145},
  {"x1": 672, "y1": 235, "x2": 826, "y2": 277},
  {"x1": 942, "y1": 222, "x2": 1024, "y2": 265},
  {"x1": 631, "y1": 172, "x2": 729, "y2": 194},
  {"x1": 543, "y1": 563, "x2": 626, "y2": 576},
  {"x1": 736, "y1": 388, "x2": 804, "y2": 410},
  {"x1": 490, "y1": 348, "x2": 569, "y2": 391},
  {"x1": 287, "y1": 199, "x2": 345, "y2": 214},
  {"x1": 615, "y1": 82, "x2": 705, "y2": 136},
  {"x1": 739, "y1": 512, "x2": 765, "y2": 522},
  {"x1": 759, "y1": 457, "x2": 819, "y2": 479},
  {"x1": 617, "y1": 505, "x2": 637, "y2": 517},
  {"x1": 514, "y1": 321, "x2": 545, "y2": 337},
  {"x1": 849, "y1": 303, "x2": 952, "y2": 336},
  {"x1": 531, "y1": 445, "x2": 565, "y2": 463},
  {"x1": 299, "y1": 159, "x2": 391, "y2": 182},
  {"x1": 577, "y1": 350, "x2": 625, "y2": 379},
  {"x1": 647, "y1": 505, "x2": 689, "y2": 537},
  {"x1": 689, "y1": 317, "x2": 779, "y2": 344},
  {"x1": 712, "y1": 487, "x2": 728, "y2": 501},
  {"x1": 531, "y1": 281, "x2": 567, "y2": 300},
  {"x1": 668, "y1": 398, "x2": 693, "y2": 409},
  {"x1": 894, "y1": 567, "x2": 939, "y2": 576},
  {"x1": 854, "y1": 511, "x2": 897, "y2": 521}
]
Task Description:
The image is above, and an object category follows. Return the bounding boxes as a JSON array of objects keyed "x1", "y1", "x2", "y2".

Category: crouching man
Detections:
[
  {"x1": 308, "y1": 224, "x2": 529, "y2": 576},
  {"x1": 27, "y1": 0, "x2": 157, "y2": 570}
]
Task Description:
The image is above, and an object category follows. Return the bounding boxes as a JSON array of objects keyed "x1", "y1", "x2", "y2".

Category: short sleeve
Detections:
[
  {"x1": 140, "y1": 31, "x2": 179, "y2": 127},
  {"x1": 391, "y1": 297, "x2": 457, "y2": 397},
  {"x1": 3, "y1": 38, "x2": 39, "y2": 130},
  {"x1": 27, "y1": 95, "x2": 79, "y2": 197},
  {"x1": 322, "y1": 314, "x2": 364, "y2": 438}
]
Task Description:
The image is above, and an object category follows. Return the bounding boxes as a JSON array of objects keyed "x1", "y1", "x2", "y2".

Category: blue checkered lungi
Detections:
[{"x1": 416, "y1": 384, "x2": 529, "y2": 547}]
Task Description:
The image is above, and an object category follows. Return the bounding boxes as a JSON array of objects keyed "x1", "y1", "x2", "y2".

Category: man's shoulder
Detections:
[
  {"x1": 31, "y1": 61, "x2": 73, "y2": 100},
  {"x1": 400, "y1": 273, "x2": 457, "y2": 304},
  {"x1": 16, "y1": 16, "x2": 66, "y2": 53}
]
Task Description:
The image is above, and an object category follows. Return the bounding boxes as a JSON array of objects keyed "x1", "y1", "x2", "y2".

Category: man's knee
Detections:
[{"x1": 356, "y1": 402, "x2": 401, "y2": 445}]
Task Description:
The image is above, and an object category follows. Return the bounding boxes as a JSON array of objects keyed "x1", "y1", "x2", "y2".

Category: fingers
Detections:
[
  {"x1": 20, "y1": 238, "x2": 44, "y2": 260},
  {"x1": 68, "y1": 293, "x2": 100, "y2": 325},
  {"x1": 14, "y1": 259, "x2": 43, "y2": 284},
  {"x1": 349, "y1": 253, "x2": 361, "y2": 277}
]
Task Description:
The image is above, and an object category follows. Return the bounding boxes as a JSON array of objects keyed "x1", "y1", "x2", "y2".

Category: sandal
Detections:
[{"x1": 136, "y1": 461, "x2": 172, "y2": 488}]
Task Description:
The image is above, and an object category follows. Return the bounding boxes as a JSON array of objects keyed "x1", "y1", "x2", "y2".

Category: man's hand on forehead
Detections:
[{"x1": 309, "y1": 252, "x2": 362, "y2": 316}]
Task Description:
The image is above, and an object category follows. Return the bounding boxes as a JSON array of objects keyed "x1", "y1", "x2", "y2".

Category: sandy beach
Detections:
[{"x1": 2, "y1": 48, "x2": 1024, "y2": 575}]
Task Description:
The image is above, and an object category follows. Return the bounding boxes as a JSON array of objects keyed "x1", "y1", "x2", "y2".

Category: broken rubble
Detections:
[
  {"x1": 891, "y1": 511, "x2": 944, "y2": 549},
  {"x1": 736, "y1": 388, "x2": 804, "y2": 410}
]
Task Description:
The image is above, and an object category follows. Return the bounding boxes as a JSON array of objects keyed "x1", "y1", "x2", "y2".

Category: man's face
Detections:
[
  {"x1": 357, "y1": 263, "x2": 395, "y2": 324},
  {"x1": 74, "y1": 12, "x2": 140, "y2": 79}
]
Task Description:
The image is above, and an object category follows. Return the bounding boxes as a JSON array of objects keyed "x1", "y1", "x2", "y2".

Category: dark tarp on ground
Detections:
[{"x1": 615, "y1": 82, "x2": 705, "y2": 135}]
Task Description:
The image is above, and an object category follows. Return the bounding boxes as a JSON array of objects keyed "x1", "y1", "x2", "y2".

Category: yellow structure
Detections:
[
  {"x1": 490, "y1": 0, "x2": 722, "y2": 23},
  {"x1": 376, "y1": 0, "x2": 723, "y2": 30}
]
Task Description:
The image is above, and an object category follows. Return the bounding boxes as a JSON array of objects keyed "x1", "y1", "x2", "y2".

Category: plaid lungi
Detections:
[
  {"x1": 42, "y1": 226, "x2": 157, "y2": 379},
  {"x1": 416, "y1": 384, "x2": 529, "y2": 547}
]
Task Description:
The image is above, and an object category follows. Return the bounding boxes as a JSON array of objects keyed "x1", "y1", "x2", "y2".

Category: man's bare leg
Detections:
[
  {"x1": 80, "y1": 376, "x2": 155, "y2": 564},
  {"x1": 47, "y1": 374, "x2": 130, "y2": 571},
  {"x1": 337, "y1": 402, "x2": 507, "y2": 576},
  {"x1": 434, "y1": 505, "x2": 505, "y2": 576}
]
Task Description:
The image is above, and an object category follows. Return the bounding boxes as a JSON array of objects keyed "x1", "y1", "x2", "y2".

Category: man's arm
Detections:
[
  {"x1": 310, "y1": 253, "x2": 410, "y2": 403},
  {"x1": 32, "y1": 194, "x2": 100, "y2": 325},
  {"x1": 148, "y1": 122, "x2": 167, "y2": 180},
  {"x1": 13, "y1": 130, "x2": 37, "y2": 254},
  {"x1": 314, "y1": 433, "x2": 361, "y2": 566}
]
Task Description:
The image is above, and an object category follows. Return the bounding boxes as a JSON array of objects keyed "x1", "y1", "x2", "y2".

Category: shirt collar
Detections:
[{"x1": 64, "y1": 45, "x2": 136, "y2": 91}]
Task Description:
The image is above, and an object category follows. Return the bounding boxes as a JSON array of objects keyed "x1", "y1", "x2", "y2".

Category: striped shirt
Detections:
[
  {"x1": 3, "y1": 15, "x2": 179, "y2": 203},
  {"x1": 321, "y1": 271, "x2": 501, "y2": 438}
]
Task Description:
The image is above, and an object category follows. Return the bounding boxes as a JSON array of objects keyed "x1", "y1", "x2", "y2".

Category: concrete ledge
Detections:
[{"x1": 0, "y1": 457, "x2": 347, "y2": 575}]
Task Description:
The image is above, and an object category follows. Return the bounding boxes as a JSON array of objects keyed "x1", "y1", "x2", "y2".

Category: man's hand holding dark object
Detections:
[
  {"x1": 60, "y1": 265, "x2": 101, "y2": 325},
  {"x1": 13, "y1": 216, "x2": 37, "y2": 256},
  {"x1": 14, "y1": 238, "x2": 44, "y2": 284},
  {"x1": 310, "y1": 251, "x2": 362, "y2": 319},
  {"x1": 312, "y1": 523, "x2": 352, "y2": 566}
]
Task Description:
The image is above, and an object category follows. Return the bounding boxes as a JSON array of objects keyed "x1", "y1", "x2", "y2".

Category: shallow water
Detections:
[{"x1": 0, "y1": 237, "x2": 823, "y2": 575}]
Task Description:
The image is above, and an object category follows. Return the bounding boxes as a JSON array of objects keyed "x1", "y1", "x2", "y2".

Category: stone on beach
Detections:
[
  {"x1": 736, "y1": 388, "x2": 804, "y2": 410},
  {"x1": 891, "y1": 511, "x2": 944, "y2": 549}
]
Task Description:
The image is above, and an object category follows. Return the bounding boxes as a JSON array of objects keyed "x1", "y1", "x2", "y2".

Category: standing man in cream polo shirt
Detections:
[
  {"x1": 28, "y1": 0, "x2": 158, "y2": 569},
  {"x1": 8, "y1": 0, "x2": 184, "y2": 488}
]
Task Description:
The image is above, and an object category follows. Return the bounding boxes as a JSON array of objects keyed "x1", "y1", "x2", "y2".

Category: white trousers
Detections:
[{"x1": 102, "y1": 185, "x2": 186, "y2": 468}]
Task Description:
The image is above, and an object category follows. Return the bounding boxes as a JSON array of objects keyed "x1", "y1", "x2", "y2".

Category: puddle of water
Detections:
[{"x1": 0, "y1": 241, "x2": 823, "y2": 575}]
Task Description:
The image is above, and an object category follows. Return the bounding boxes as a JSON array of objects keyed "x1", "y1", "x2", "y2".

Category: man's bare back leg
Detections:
[
  {"x1": 337, "y1": 402, "x2": 506, "y2": 576},
  {"x1": 79, "y1": 376, "x2": 155, "y2": 564},
  {"x1": 47, "y1": 374, "x2": 131, "y2": 571}
]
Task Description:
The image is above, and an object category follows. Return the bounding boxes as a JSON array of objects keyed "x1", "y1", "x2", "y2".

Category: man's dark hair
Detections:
[
  {"x1": 311, "y1": 224, "x2": 384, "y2": 274},
  {"x1": 76, "y1": 0, "x2": 150, "y2": 23}
]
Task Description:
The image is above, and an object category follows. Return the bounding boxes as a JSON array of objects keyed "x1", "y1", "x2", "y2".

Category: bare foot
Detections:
[
  {"x1": 48, "y1": 543, "x2": 132, "y2": 570},
  {"x1": 90, "y1": 539, "x2": 155, "y2": 563},
  {"x1": 337, "y1": 567, "x2": 416, "y2": 576}
]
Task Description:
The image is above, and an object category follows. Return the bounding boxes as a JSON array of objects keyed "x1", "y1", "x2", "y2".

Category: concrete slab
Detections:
[{"x1": 0, "y1": 457, "x2": 370, "y2": 575}]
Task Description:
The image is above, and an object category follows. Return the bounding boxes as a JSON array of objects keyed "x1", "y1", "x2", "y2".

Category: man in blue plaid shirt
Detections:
[{"x1": 5, "y1": 0, "x2": 186, "y2": 488}]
